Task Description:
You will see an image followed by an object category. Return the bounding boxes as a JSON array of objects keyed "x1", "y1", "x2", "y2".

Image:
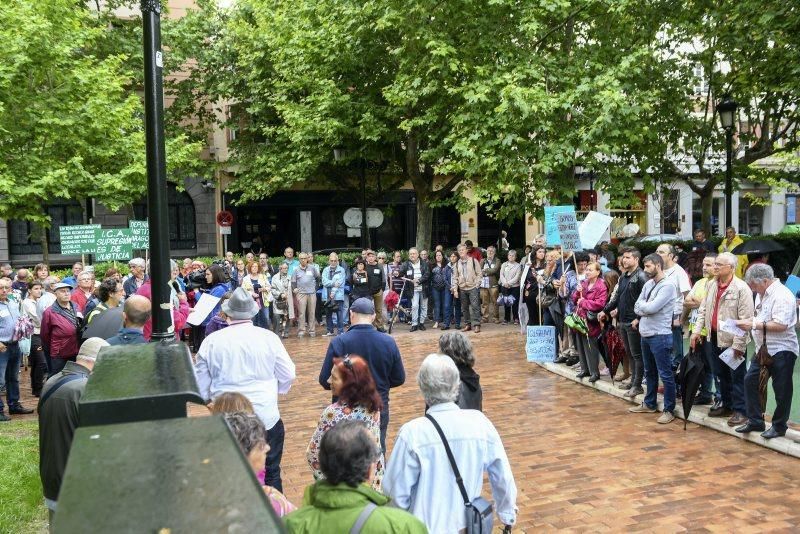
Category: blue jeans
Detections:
[
  {"x1": 671, "y1": 325, "x2": 684, "y2": 369},
  {"x1": 0, "y1": 341, "x2": 22, "y2": 412},
  {"x1": 710, "y1": 333, "x2": 746, "y2": 413},
  {"x1": 252, "y1": 307, "x2": 270, "y2": 329},
  {"x1": 325, "y1": 300, "x2": 345, "y2": 334},
  {"x1": 641, "y1": 334, "x2": 676, "y2": 413},
  {"x1": 745, "y1": 351, "x2": 797, "y2": 432},
  {"x1": 431, "y1": 288, "x2": 447, "y2": 323},
  {"x1": 444, "y1": 292, "x2": 462, "y2": 327}
]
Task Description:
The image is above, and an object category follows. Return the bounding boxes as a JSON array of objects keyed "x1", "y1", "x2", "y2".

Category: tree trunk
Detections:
[
  {"x1": 40, "y1": 230, "x2": 49, "y2": 266},
  {"x1": 701, "y1": 191, "x2": 713, "y2": 236},
  {"x1": 415, "y1": 198, "x2": 433, "y2": 251}
]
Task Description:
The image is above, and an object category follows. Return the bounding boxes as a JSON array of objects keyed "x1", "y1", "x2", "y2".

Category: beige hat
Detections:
[{"x1": 78, "y1": 337, "x2": 110, "y2": 361}]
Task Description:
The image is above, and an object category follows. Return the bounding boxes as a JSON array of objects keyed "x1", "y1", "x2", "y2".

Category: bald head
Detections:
[{"x1": 123, "y1": 295, "x2": 152, "y2": 328}]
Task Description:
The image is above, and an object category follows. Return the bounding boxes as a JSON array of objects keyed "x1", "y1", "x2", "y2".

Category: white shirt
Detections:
[
  {"x1": 752, "y1": 281, "x2": 799, "y2": 356},
  {"x1": 195, "y1": 322, "x2": 296, "y2": 429},
  {"x1": 411, "y1": 261, "x2": 422, "y2": 292},
  {"x1": 22, "y1": 298, "x2": 41, "y2": 334},
  {"x1": 664, "y1": 264, "x2": 691, "y2": 316},
  {"x1": 383, "y1": 402, "x2": 517, "y2": 533},
  {"x1": 37, "y1": 292, "x2": 56, "y2": 319}
]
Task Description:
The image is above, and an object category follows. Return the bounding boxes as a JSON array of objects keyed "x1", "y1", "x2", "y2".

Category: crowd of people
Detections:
[{"x1": 2, "y1": 224, "x2": 796, "y2": 531}]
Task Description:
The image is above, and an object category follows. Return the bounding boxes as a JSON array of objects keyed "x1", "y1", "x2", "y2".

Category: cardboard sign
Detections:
[
  {"x1": 579, "y1": 211, "x2": 613, "y2": 250},
  {"x1": 129, "y1": 220, "x2": 149, "y2": 249},
  {"x1": 555, "y1": 210, "x2": 581, "y2": 252},
  {"x1": 526, "y1": 325, "x2": 556, "y2": 362},
  {"x1": 544, "y1": 205, "x2": 575, "y2": 246},
  {"x1": 59, "y1": 224, "x2": 101, "y2": 255},
  {"x1": 94, "y1": 228, "x2": 133, "y2": 261}
]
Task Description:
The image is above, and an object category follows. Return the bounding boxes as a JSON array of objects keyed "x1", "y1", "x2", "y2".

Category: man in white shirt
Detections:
[
  {"x1": 733, "y1": 264, "x2": 798, "y2": 439},
  {"x1": 383, "y1": 354, "x2": 517, "y2": 533},
  {"x1": 655, "y1": 243, "x2": 692, "y2": 369},
  {"x1": 195, "y1": 287, "x2": 296, "y2": 491}
]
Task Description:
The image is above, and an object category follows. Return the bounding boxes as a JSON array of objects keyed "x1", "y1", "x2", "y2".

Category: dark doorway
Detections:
[
  {"x1": 477, "y1": 204, "x2": 525, "y2": 252},
  {"x1": 236, "y1": 206, "x2": 298, "y2": 257},
  {"x1": 431, "y1": 206, "x2": 461, "y2": 250}
]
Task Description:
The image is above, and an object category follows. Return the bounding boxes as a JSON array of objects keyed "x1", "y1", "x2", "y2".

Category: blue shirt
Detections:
[
  {"x1": 0, "y1": 298, "x2": 20, "y2": 342},
  {"x1": 107, "y1": 328, "x2": 147, "y2": 346},
  {"x1": 322, "y1": 265, "x2": 346, "y2": 301},
  {"x1": 319, "y1": 324, "x2": 405, "y2": 405},
  {"x1": 282, "y1": 259, "x2": 300, "y2": 276},
  {"x1": 61, "y1": 276, "x2": 77, "y2": 289},
  {"x1": 200, "y1": 283, "x2": 231, "y2": 327}
]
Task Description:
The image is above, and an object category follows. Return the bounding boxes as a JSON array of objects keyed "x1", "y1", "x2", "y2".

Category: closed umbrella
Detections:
[
  {"x1": 678, "y1": 346, "x2": 706, "y2": 430},
  {"x1": 730, "y1": 239, "x2": 784, "y2": 255},
  {"x1": 82, "y1": 306, "x2": 124, "y2": 341}
]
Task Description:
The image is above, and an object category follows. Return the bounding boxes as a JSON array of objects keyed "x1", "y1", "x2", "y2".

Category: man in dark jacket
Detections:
[
  {"x1": 395, "y1": 248, "x2": 430, "y2": 332},
  {"x1": 106, "y1": 296, "x2": 151, "y2": 345},
  {"x1": 319, "y1": 298, "x2": 405, "y2": 451},
  {"x1": 365, "y1": 251, "x2": 386, "y2": 331},
  {"x1": 39, "y1": 337, "x2": 108, "y2": 525},
  {"x1": 597, "y1": 247, "x2": 647, "y2": 398}
]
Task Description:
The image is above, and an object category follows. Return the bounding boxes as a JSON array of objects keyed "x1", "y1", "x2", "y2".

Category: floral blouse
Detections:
[
  {"x1": 306, "y1": 401, "x2": 385, "y2": 492},
  {"x1": 263, "y1": 485, "x2": 296, "y2": 517}
]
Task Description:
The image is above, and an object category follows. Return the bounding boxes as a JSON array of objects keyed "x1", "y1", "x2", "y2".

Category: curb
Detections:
[{"x1": 537, "y1": 361, "x2": 800, "y2": 458}]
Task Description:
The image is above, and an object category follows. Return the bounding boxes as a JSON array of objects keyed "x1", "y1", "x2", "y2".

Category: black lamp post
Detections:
[
  {"x1": 334, "y1": 148, "x2": 369, "y2": 248},
  {"x1": 140, "y1": 0, "x2": 172, "y2": 341},
  {"x1": 717, "y1": 95, "x2": 738, "y2": 232},
  {"x1": 588, "y1": 170, "x2": 596, "y2": 211}
]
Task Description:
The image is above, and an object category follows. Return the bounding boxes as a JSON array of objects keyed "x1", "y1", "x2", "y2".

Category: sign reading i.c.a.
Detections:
[{"x1": 94, "y1": 228, "x2": 133, "y2": 261}]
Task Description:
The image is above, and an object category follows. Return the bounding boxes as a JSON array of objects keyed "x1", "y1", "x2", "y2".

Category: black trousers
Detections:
[
  {"x1": 264, "y1": 418, "x2": 285, "y2": 492},
  {"x1": 28, "y1": 334, "x2": 47, "y2": 396}
]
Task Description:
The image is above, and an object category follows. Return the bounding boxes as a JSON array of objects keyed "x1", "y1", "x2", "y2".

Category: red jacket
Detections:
[
  {"x1": 572, "y1": 278, "x2": 608, "y2": 338},
  {"x1": 467, "y1": 248, "x2": 483, "y2": 262},
  {"x1": 70, "y1": 289, "x2": 93, "y2": 314},
  {"x1": 41, "y1": 304, "x2": 80, "y2": 359},
  {"x1": 135, "y1": 281, "x2": 190, "y2": 341}
]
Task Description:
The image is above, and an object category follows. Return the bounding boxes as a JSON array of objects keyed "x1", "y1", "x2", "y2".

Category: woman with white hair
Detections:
[{"x1": 383, "y1": 354, "x2": 517, "y2": 533}]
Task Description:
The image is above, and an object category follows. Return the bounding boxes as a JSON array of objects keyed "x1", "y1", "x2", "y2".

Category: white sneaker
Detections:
[
  {"x1": 297, "y1": 332, "x2": 305, "y2": 338},
  {"x1": 309, "y1": 331, "x2": 316, "y2": 337},
  {"x1": 324, "y1": 332, "x2": 334, "y2": 337}
]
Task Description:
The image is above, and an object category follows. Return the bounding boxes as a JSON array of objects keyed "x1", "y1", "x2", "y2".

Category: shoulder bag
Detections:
[{"x1": 425, "y1": 413, "x2": 494, "y2": 534}]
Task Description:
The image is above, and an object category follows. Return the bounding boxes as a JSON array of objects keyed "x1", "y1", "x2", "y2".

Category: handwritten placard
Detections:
[
  {"x1": 94, "y1": 228, "x2": 133, "y2": 261},
  {"x1": 526, "y1": 325, "x2": 556, "y2": 362},
  {"x1": 59, "y1": 224, "x2": 100, "y2": 255},
  {"x1": 129, "y1": 220, "x2": 149, "y2": 249},
  {"x1": 555, "y1": 211, "x2": 581, "y2": 252},
  {"x1": 544, "y1": 205, "x2": 575, "y2": 246}
]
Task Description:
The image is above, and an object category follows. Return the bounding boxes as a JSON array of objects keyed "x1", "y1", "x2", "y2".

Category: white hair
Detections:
[
  {"x1": 744, "y1": 263, "x2": 775, "y2": 284},
  {"x1": 717, "y1": 252, "x2": 738, "y2": 269},
  {"x1": 417, "y1": 354, "x2": 460, "y2": 406}
]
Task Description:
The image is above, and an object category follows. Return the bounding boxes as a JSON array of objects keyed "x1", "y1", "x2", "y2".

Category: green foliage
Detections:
[{"x1": 0, "y1": 421, "x2": 47, "y2": 533}]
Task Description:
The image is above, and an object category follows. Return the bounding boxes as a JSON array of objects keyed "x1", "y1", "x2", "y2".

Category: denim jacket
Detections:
[{"x1": 322, "y1": 265, "x2": 346, "y2": 301}]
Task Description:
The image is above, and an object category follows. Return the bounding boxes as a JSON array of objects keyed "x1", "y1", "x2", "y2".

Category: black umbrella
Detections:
[
  {"x1": 730, "y1": 239, "x2": 784, "y2": 255},
  {"x1": 678, "y1": 346, "x2": 706, "y2": 430},
  {"x1": 82, "y1": 306, "x2": 124, "y2": 341}
]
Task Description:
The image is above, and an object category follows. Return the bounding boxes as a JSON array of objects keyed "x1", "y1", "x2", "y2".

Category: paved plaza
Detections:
[{"x1": 14, "y1": 324, "x2": 800, "y2": 531}]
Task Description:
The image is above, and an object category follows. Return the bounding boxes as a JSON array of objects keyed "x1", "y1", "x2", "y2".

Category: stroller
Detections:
[{"x1": 387, "y1": 278, "x2": 414, "y2": 334}]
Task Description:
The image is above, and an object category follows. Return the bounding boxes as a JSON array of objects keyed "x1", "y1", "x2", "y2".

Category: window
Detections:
[
  {"x1": 738, "y1": 197, "x2": 764, "y2": 235},
  {"x1": 9, "y1": 200, "x2": 84, "y2": 255},
  {"x1": 133, "y1": 184, "x2": 197, "y2": 250},
  {"x1": 692, "y1": 64, "x2": 708, "y2": 96}
]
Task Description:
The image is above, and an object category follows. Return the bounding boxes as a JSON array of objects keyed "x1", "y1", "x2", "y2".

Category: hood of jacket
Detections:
[
  {"x1": 458, "y1": 363, "x2": 481, "y2": 392},
  {"x1": 304, "y1": 481, "x2": 388, "y2": 510}
]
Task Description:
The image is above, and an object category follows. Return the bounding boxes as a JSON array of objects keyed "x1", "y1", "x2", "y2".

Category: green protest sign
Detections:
[
  {"x1": 94, "y1": 228, "x2": 133, "y2": 261},
  {"x1": 59, "y1": 224, "x2": 100, "y2": 255},
  {"x1": 129, "y1": 220, "x2": 149, "y2": 249}
]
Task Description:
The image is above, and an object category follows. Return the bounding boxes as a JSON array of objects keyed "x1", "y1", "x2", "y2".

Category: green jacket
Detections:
[{"x1": 284, "y1": 481, "x2": 427, "y2": 533}]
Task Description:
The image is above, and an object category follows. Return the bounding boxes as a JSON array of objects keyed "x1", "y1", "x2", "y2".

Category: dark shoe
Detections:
[
  {"x1": 473, "y1": 325, "x2": 481, "y2": 333},
  {"x1": 8, "y1": 405, "x2": 33, "y2": 415},
  {"x1": 418, "y1": 324, "x2": 426, "y2": 331},
  {"x1": 735, "y1": 422, "x2": 765, "y2": 434},
  {"x1": 693, "y1": 395, "x2": 714, "y2": 406},
  {"x1": 554, "y1": 356, "x2": 569, "y2": 364},
  {"x1": 761, "y1": 427, "x2": 786, "y2": 439},
  {"x1": 708, "y1": 406, "x2": 733, "y2": 418},
  {"x1": 0, "y1": 412, "x2": 10, "y2": 422},
  {"x1": 711, "y1": 399, "x2": 723, "y2": 410},
  {"x1": 410, "y1": 325, "x2": 418, "y2": 332},
  {"x1": 441, "y1": 325, "x2": 451, "y2": 330},
  {"x1": 588, "y1": 374, "x2": 600, "y2": 383},
  {"x1": 576, "y1": 371, "x2": 590, "y2": 379},
  {"x1": 461, "y1": 325, "x2": 471, "y2": 332},
  {"x1": 564, "y1": 357, "x2": 579, "y2": 367},
  {"x1": 727, "y1": 412, "x2": 748, "y2": 427}
]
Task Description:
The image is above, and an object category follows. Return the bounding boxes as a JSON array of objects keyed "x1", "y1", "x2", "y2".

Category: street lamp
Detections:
[
  {"x1": 333, "y1": 147, "x2": 368, "y2": 248},
  {"x1": 717, "y1": 95, "x2": 738, "y2": 232}
]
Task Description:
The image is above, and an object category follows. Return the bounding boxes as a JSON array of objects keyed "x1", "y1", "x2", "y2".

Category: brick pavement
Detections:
[{"x1": 12, "y1": 323, "x2": 800, "y2": 531}]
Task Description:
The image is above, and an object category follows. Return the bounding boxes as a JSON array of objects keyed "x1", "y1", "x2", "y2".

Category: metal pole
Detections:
[
  {"x1": 360, "y1": 158, "x2": 368, "y2": 249},
  {"x1": 725, "y1": 128, "x2": 733, "y2": 231},
  {"x1": 141, "y1": 0, "x2": 172, "y2": 341}
]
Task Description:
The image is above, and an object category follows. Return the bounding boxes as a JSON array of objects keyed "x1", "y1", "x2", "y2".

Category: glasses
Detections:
[{"x1": 713, "y1": 262, "x2": 731, "y2": 268}]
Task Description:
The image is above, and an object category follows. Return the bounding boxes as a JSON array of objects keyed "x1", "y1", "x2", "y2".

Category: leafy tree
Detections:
[{"x1": 0, "y1": 0, "x2": 202, "y2": 259}]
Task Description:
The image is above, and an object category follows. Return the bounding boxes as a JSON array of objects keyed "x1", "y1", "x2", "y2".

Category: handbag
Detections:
[
  {"x1": 425, "y1": 414, "x2": 494, "y2": 534},
  {"x1": 564, "y1": 313, "x2": 588, "y2": 335},
  {"x1": 12, "y1": 314, "x2": 34, "y2": 342},
  {"x1": 756, "y1": 322, "x2": 773, "y2": 368}
]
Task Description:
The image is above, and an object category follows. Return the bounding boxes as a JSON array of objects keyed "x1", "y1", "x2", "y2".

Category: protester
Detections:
[
  {"x1": 452, "y1": 243, "x2": 483, "y2": 333},
  {"x1": 438, "y1": 331, "x2": 482, "y2": 410},
  {"x1": 629, "y1": 253, "x2": 678, "y2": 424},
  {"x1": 498, "y1": 230, "x2": 510, "y2": 251},
  {"x1": 690, "y1": 252, "x2": 754, "y2": 427},
  {"x1": 599, "y1": 247, "x2": 647, "y2": 398},
  {"x1": 396, "y1": 248, "x2": 430, "y2": 332},
  {"x1": 319, "y1": 297, "x2": 405, "y2": 451},
  {"x1": 232, "y1": 259, "x2": 247, "y2": 289},
  {"x1": 498, "y1": 249, "x2": 522, "y2": 325},
  {"x1": 519, "y1": 245, "x2": 546, "y2": 327},
  {"x1": 34, "y1": 263, "x2": 50, "y2": 282},
  {"x1": 572, "y1": 262, "x2": 608, "y2": 382},
  {"x1": 292, "y1": 252, "x2": 320, "y2": 337},
  {"x1": 429, "y1": 250, "x2": 449, "y2": 329},
  {"x1": 287, "y1": 421, "x2": 427, "y2": 533},
  {"x1": 240, "y1": 261, "x2": 272, "y2": 330},
  {"x1": 480, "y1": 245, "x2": 501, "y2": 325},
  {"x1": 655, "y1": 243, "x2": 692, "y2": 369},
  {"x1": 282, "y1": 247, "x2": 300, "y2": 275},
  {"x1": 0, "y1": 277, "x2": 35, "y2": 421},
  {"x1": 193, "y1": 264, "x2": 229, "y2": 347},
  {"x1": 84, "y1": 278, "x2": 124, "y2": 326},
  {"x1": 692, "y1": 229, "x2": 716, "y2": 253},
  {"x1": 41, "y1": 282, "x2": 81, "y2": 375},
  {"x1": 270, "y1": 263, "x2": 294, "y2": 338},
  {"x1": 307, "y1": 355, "x2": 384, "y2": 490},
  {"x1": 123, "y1": 258, "x2": 147, "y2": 297},
  {"x1": 195, "y1": 287, "x2": 296, "y2": 492},
  {"x1": 205, "y1": 291, "x2": 233, "y2": 337},
  {"x1": 350, "y1": 258, "x2": 371, "y2": 300},
  {"x1": 22, "y1": 281, "x2": 47, "y2": 397},
  {"x1": 321, "y1": 253, "x2": 346, "y2": 336},
  {"x1": 683, "y1": 253, "x2": 719, "y2": 406},
  {"x1": 12, "y1": 268, "x2": 30, "y2": 299},
  {"x1": 61, "y1": 262, "x2": 83, "y2": 288},
  {"x1": 718, "y1": 226, "x2": 748, "y2": 278},
  {"x1": 69, "y1": 271, "x2": 95, "y2": 314},
  {"x1": 733, "y1": 264, "x2": 798, "y2": 439},
  {"x1": 464, "y1": 239, "x2": 483, "y2": 262},
  {"x1": 383, "y1": 354, "x2": 517, "y2": 532},
  {"x1": 106, "y1": 295, "x2": 151, "y2": 345},
  {"x1": 223, "y1": 412, "x2": 296, "y2": 517},
  {"x1": 442, "y1": 251, "x2": 462, "y2": 330},
  {"x1": 38, "y1": 337, "x2": 108, "y2": 524}
]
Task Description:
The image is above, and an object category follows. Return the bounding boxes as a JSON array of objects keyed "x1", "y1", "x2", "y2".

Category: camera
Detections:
[{"x1": 184, "y1": 269, "x2": 209, "y2": 291}]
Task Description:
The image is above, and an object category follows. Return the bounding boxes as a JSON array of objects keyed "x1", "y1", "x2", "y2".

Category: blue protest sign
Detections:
[
  {"x1": 544, "y1": 205, "x2": 575, "y2": 246},
  {"x1": 526, "y1": 325, "x2": 556, "y2": 362}
]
